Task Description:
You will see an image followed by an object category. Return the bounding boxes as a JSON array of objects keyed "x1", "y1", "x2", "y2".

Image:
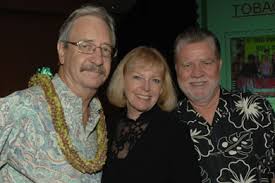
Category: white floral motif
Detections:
[
  {"x1": 189, "y1": 120, "x2": 214, "y2": 160},
  {"x1": 217, "y1": 160, "x2": 257, "y2": 183},
  {"x1": 235, "y1": 97, "x2": 261, "y2": 119},
  {"x1": 233, "y1": 95, "x2": 270, "y2": 131}
]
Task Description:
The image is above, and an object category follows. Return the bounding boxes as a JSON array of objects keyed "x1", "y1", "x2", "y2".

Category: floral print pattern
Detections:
[
  {"x1": 188, "y1": 119, "x2": 214, "y2": 160},
  {"x1": 217, "y1": 160, "x2": 257, "y2": 183},
  {"x1": 176, "y1": 89, "x2": 275, "y2": 182},
  {"x1": 233, "y1": 94, "x2": 270, "y2": 130},
  {"x1": 217, "y1": 131, "x2": 253, "y2": 159},
  {"x1": 0, "y1": 75, "x2": 102, "y2": 183}
]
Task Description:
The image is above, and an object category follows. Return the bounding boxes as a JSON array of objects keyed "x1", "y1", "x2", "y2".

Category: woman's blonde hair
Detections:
[{"x1": 107, "y1": 46, "x2": 177, "y2": 111}]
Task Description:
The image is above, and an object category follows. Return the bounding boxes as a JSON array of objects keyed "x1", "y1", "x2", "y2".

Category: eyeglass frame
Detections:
[{"x1": 61, "y1": 40, "x2": 117, "y2": 58}]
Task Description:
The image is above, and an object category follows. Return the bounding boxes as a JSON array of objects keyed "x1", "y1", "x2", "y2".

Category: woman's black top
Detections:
[{"x1": 102, "y1": 105, "x2": 201, "y2": 183}]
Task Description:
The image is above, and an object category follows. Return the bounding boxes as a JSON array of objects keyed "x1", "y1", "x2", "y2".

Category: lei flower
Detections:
[{"x1": 28, "y1": 67, "x2": 107, "y2": 173}]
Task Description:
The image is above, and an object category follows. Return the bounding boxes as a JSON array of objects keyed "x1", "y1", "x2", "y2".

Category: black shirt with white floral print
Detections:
[{"x1": 176, "y1": 88, "x2": 275, "y2": 183}]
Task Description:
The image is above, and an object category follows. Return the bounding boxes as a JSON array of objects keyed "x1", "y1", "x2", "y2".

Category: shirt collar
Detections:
[{"x1": 51, "y1": 74, "x2": 102, "y2": 132}]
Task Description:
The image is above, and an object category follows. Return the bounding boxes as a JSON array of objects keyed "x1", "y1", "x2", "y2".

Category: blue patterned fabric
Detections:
[{"x1": 0, "y1": 74, "x2": 102, "y2": 183}]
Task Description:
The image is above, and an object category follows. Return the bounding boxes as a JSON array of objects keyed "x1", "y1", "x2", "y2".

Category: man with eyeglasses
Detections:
[
  {"x1": 0, "y1": 4, "x2": 116, "y2": 183},
  {"x1": 174, "y1": 27, "x2": 275, "y2": 183}
]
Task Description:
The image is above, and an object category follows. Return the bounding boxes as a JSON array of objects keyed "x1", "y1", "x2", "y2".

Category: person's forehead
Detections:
[
  {"x1": 69, "y1": 16, "x2": 111, "y2": 42},
  {"x1": 127, "y1": 61, "x2": 164, "y2": 74},
  {"x1": 73, "y1": 15, "x2": 105, "y2": 26},
  {"x1": 176, "y1": 44, "x2": 218, "y2": 64},
  {"x1": 183, "y1": 40, "x2": 214, "y2": 49},
  {"x1": 179, "y1": 41, "x2": 214, "y2": 55}
]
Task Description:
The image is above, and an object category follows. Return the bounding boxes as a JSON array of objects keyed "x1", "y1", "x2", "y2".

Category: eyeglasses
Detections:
[{"x1": 63, "y1": 40, "x2": 117, "y2": 58}]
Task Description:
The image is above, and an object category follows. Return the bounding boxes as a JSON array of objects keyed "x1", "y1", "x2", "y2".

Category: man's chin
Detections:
[{"x1": 87, "y1": 80, "x2": 106, "y2": 89}]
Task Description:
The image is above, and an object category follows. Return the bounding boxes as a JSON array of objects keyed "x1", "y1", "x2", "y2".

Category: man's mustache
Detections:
[{"x1": 80, "y1": 63, "x2": 105, "y2": 75}]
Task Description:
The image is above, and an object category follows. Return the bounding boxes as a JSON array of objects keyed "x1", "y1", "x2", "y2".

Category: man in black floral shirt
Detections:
[{"x1": 173, "y1": 27, "x2": 275, "y2": 183}]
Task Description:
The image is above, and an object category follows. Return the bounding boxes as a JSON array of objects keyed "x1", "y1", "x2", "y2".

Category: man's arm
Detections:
[{"x1": 0, "y1": 98, "x2": 15, "y2": 168}]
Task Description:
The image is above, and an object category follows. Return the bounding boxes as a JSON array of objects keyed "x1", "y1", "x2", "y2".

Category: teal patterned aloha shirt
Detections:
[{"x1": 0, "y1": 74, "x2": 103, "y2": 183}]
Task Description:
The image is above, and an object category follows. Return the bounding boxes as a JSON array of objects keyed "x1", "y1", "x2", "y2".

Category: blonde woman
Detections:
[{"x1": 102, "y1": 46, "x2": 201, "y2": 183}]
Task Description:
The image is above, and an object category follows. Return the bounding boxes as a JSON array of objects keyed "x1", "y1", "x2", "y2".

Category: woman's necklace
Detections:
[{"x1": 28, "y1": 69, "x2": 107, "y2": 173}]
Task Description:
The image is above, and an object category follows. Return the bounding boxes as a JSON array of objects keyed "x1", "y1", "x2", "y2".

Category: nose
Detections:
[
  {"x1": 143, "y1": 80, "x2": 151, "y2": 91},
  {"x1": 90, "y1": 47, "x2": 104, "y2": 66},
  {"x1": 191, "y1": 63, "x2": 204, "y2": 78}
]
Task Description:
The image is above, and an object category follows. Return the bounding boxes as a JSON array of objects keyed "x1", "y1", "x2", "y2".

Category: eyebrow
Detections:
[{"x1": 80, "y1": 39, "x2": 112, "y2": 47}]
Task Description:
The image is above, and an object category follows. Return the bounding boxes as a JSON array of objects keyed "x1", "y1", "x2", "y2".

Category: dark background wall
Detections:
[{"x1": 0, "y1": 0, "x2": 197, "y2": 98}]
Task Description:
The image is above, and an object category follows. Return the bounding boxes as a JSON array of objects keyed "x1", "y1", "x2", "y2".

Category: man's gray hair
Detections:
[{"x1": 58, "y1": 4, "x2": 116, "y2": 47}]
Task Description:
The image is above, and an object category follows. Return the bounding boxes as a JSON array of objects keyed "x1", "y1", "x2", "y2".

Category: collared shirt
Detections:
[
  {"x1": 176, "y1": 88, "x2": 275, "y2": 183},
  {"x1": 0, "y1": 74, "x2": 103, "y2": 183}
]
